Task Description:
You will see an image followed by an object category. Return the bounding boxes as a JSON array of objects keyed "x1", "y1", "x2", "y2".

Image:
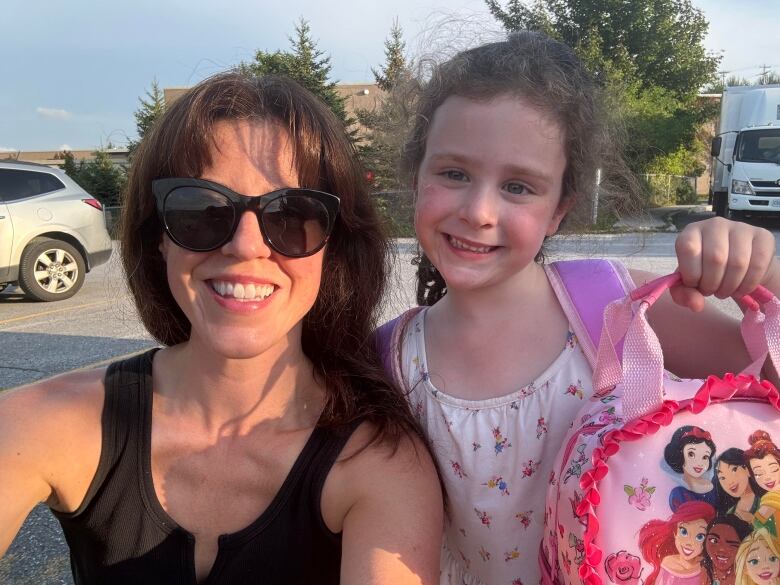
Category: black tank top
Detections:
[{"x1": 53, "y1": 350, "x2": 358, "y2": 584}]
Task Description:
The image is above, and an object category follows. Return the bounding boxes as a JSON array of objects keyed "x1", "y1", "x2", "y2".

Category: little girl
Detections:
[{"x1": 381, "y1": 31, "x2": 780, "y2": 585}]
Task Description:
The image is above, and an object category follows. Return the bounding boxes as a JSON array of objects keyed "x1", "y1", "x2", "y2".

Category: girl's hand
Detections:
[{"x1": 672, "y1": 217, "x2": 779, "y2": 311}]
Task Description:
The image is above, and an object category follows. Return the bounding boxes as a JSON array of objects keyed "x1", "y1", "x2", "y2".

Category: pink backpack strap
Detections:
[
  {"x1": 375, "y1": 307, "x2": 424, "y2": 391},
  {"x1": 545, "y1": 259, "x2": 635, "y2": 368}
]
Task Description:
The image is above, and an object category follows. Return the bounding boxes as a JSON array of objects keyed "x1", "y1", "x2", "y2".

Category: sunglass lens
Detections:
[
  {"x1": 262, "y1": 194, "x2": 332, "y2": 256},
  {"x1": 164, "y1": 187, "x2": 234, "y2": 250}
]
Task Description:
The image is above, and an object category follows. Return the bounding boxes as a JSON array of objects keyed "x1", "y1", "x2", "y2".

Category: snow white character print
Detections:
[
  {"x1": 639, "y1": 501, "x2": 716, "y2": 585},
  {"x1": 664, "y1": 426, "x2": 718, "y2": 511}
]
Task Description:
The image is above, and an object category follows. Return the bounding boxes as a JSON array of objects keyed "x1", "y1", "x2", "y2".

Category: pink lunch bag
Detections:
[{"x1": 542, "y1": 272, "x2": 780, "y2": 585}]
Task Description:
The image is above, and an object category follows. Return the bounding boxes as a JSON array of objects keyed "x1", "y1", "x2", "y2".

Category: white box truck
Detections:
[{"x1": 710, "y1": 85, "x2": 780, "y2": 219}]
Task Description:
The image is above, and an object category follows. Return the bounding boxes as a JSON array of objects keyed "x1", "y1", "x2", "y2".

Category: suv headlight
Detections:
[{"x1": 731, "y1": 179, "x2": 754, "y2": 195}]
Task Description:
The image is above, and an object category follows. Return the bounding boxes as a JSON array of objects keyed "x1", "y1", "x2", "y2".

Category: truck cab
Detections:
[{"x1": 710, "y1": 86, "x2": 780, "y2": 219}]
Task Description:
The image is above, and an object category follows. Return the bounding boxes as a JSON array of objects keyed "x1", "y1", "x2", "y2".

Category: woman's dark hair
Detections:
[
  {"x1": 713, "y1": 447, "x2": 764, "y2": 514},
  {"x1": 404, "y1": 30, "x2": 635, "y2": 306},
  {"x1": 664, "y1": 426, "x2": 717, "y2": 474},
  {"x1": 120, "y1": 71, "x2": 422, "y2": 447},
  {"x1": 702, "y1": 515, "x2": 753, "y2": 582}
]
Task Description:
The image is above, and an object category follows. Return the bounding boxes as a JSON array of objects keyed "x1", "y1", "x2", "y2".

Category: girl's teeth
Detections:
[
  {"x1": 211, "y1": 280, "x2": 274, "y2": 301},
  {"x1": 449, "y1": 236, "x2": 492, "y2": 253}
]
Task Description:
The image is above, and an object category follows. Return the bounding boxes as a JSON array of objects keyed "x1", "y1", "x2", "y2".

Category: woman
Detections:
[
  {"x1": 747, "y1": 430, "x2": 780, "y2": 536},
  {"x1": 0, "y1": 73, "x2": 443, "y2": 584},
  {"x1": 735, "y1": 528, "x2": 780, "y2": 585},
  {"x1": 664, "y1": 426, "x2": 719, "y2": 511},
  {"x1": 639, "y1": 501, "x2": 716, "y2": 585},
  {"x1": 703, "y1": 516, "x2": 753, "y2": 585},
  {"x1": 715, "y1": 448, "x2": 763, "y2": 522}
]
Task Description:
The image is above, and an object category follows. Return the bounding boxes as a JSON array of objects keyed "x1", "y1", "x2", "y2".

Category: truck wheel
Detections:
[
  {"x1": 18, "y1": 238, "x2": 86, "y2": 302},
  {"x1": 712, "y1": 192, "x2": 727, "y2": 217}
]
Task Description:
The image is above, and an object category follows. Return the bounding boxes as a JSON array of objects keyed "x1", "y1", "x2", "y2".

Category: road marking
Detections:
[{"x1": 0, "y1": 300, "x2": 109, "y2": 326}]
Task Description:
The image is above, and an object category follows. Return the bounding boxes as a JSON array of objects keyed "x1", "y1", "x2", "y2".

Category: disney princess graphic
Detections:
[
  {"x1": 664, "y1": 426, "x2": 718, "y2": 511},
  {"x1": 639, "y1": 501, "x2": 716, "y2": 585},
  {"x1": 746, "y1": 430, "x2": 780, "y2": 536}
]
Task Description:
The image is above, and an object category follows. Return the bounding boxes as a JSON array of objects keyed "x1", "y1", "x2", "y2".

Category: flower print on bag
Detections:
[
  {"x1": 598, "y1": 406, "x2": 619, "y2": 425},
  {"x1": 624, "y1": 477, "x2": 656, "y2": 511},
  {"x1": 569, "y1": 532, "x2": 585, "y2": 565},
  {"x1": 604, "y1": 551, "x2": 643, "y2": 585},
  {"x1": 492, "y1": 426, "x2": 512, "y2": 455},
  {"x1": 563, "y1": 444, "x2": 588, "y2": 484},
  {"x1": 483, "y1": 475, "x2": 510, "y2": 495},
  {"x1": 566, "y1": 330, "x2": 576, "y2": 349},
  {"x1": 569, "y1": 492, "x2": 587, "y2": 526},
  {"x1": 478, "y1": 546, "x2": 491, "y2": 562},
  {"x1": 515, "y1": 510, "x2": 533, "y2": 529},
  {"x1": 504, "y1": 547, "x2": 521, "y2": 562},
  {"x1": 536, "y1": 417, "x2": 549, "y2": 439}
]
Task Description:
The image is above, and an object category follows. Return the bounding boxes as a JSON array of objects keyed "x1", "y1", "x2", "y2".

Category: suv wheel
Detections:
[{"x1": 19, "y1": 238, "x2": 86, "y2": 301}]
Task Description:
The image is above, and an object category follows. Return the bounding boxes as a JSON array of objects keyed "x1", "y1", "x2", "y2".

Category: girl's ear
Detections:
[{"x1": 546, "y1": 195, "x2": 575, "y2": 237}]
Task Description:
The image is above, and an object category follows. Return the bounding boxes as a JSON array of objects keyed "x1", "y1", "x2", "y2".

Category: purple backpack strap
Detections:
[
  {"x1": 375, "y1": 307, "x2": 424, "y2": 389},
  {"x1": 545, "y1": 259, "x2": 634, "y2": 368}
]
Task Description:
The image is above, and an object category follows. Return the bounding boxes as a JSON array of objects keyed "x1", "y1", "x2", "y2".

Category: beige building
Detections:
[{"x1": 0, "y1": 148, "x2": 129, "y2": 168}]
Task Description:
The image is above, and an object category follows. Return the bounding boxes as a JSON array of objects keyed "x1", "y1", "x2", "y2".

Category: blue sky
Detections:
[{"x1": 1, "y1": 0, "x2": 777, "y2": 151}]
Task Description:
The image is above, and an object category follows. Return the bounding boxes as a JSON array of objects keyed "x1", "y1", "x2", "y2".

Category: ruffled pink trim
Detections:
[{"x1": 574, "y1": 375, "x2": 780, "y2": 585}]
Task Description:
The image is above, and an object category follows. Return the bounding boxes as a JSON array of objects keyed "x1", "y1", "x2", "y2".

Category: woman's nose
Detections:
[{"x1": 221, "y1": 211, "x2": 272, "y2": 259}]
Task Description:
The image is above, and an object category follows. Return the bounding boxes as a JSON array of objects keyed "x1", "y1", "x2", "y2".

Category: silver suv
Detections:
[{"x1": 0, "y1": 160, "x2": 113, "y2": 301}]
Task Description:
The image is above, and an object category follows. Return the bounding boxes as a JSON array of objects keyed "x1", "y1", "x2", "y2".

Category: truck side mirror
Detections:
[{"x1": 711, "y1": 136, "x2": 722, "y2": 157}]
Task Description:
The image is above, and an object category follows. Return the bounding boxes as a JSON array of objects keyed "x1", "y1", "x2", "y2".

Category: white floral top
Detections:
[{"x1": 399, "y1": 308, "x2": 595, "y2": 585}]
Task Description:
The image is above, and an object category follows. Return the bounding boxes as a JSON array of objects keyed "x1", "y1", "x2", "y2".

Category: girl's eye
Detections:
[
  {"x1": 704, "y1": 454, "x2": 711, "y2": 461},
  {"x1": 442, "y1": 170, "x2": 467, "y2": 182},
  {"x1": 696, "y1": 533, "x2": 706, "y2": 542},
  {"x1": 708, "y1": 536, "x2": 718, "y2": 545},
  {"x1": 749, "y1": 559, "x2": 759, "y2": 566},
  {"x1": 680, "y1": 527, "x2": 689, "y2": 537},
  {"x1": 731, "y1": 466, "x2": 739, "y2": 472},
  {"x1": 772, "y1": 556, "x2": 779, "y2": 563},
  {"x1": 687, "y1": 450, "x2": 695, "y2": 459},
  {"x1": 504, "y1": 182, "x2": 528, "y2": 195}
]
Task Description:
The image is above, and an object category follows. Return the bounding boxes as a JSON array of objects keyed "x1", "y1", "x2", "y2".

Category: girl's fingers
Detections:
[
  {"x1": 669, "y1": 285, "x2": 706, "y2": 312},
  {"x1": 714, "y1": 227, "x2": 751, "y2": 298},
  {"x1": 696, "y1": 220, "x2": 729, "y2": 297},
  {"x1": 736, "y1": 230, "x2": 777, "y2": 297},
  {"x1": 674, "y1": 225, "x2": 704, "y2": 289}
]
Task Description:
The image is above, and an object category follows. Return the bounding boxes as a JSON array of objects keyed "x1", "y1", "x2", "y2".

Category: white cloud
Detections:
[
  {"x1": 0, "y1": 146, "x2": 17, "y2": 152},
  {"x1": 36, "y1": 107, "x2": 72, "y2": 120},
  {"x1": 58, "y1": 144, "x2": 72, "y2": 151}
]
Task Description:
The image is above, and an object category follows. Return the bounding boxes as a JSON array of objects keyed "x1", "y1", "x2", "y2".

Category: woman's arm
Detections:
[
  {"x1": 0, "y1": 371, "x2": 103, "y2": 556},
  {"x1": 631, "y1": 217, "x2": 780, "y2": 379},
  {"x1": 325, "y1": 427, "x2": 443, "y2": 585}
]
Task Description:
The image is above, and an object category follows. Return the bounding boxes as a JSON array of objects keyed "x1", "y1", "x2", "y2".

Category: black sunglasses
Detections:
[{"x1": 152, "y1": 178, "x2": 340, "y2": 257}]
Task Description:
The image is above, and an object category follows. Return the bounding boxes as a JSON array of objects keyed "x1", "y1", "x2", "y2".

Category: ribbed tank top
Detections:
[{"x1": 52, "y1": 350, "x2": 359, "y2": 584}]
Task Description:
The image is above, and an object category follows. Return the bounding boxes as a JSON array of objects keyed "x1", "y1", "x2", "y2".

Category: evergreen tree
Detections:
[
  {"x1": 129, "y1": 78, "x2": 166, "y2": 153},
  {"x1": 356, "y1": 20, "x2": 415, "y2": 193},
  {"x1": 373, "y1": 19, "x2": 410, "y2": 92},
  {"x1": 242, "y1": 18, "x2": 353, "y2": 131},
  {"x1": 62, "y1": 151, "x2": 80, "y2": 181},
  {"x1": 76, "y1": 151, "x2": 127, "y2": 206}
]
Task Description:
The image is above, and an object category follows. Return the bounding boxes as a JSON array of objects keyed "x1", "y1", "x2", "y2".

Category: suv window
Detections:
[{"x1": 0, "y1": 169, "x2": 66, "y2": 202}]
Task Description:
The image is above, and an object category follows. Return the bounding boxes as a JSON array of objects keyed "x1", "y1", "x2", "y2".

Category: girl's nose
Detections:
[
  {"x1": 458, "y1": 183, "x2": 499, "y2": 229},
  {"x1": 221, "y1": 211, "x2": 272, "y2": 259}
]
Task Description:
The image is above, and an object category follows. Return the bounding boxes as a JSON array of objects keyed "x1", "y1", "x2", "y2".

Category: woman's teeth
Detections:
[
  {"x1": 448, "y1": 235, "x2": 493, "y2": 253},
  {"x1": 210, "y1": 280, "x2": 274, "y2": 301}
]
